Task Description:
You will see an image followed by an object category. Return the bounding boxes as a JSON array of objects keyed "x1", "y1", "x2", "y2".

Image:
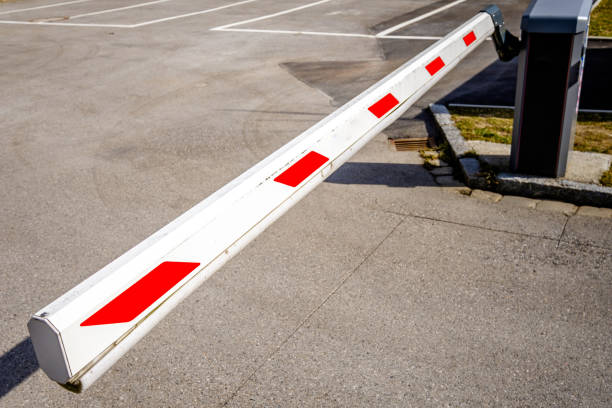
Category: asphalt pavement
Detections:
[{"x1": 1, "y1": 0, "x2": 610, "y2": 406}]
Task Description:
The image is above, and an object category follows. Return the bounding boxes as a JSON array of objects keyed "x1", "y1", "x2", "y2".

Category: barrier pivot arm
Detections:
[
  {"x1": 483, "y1": 4, "x2": 521, "y2": 61},
  {"x1": 28, "y1": 9, "x2": 499, "y2": 392}
]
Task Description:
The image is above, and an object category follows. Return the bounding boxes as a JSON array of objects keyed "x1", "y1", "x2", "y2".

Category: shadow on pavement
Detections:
[
  {"x1": 441, "y1": 42, "x2": 612, "y2": 110},
  {"x1": 0, "y1": 337, "x2": 39, "y2": 399},
  {"x1": 325, "y1": 162, "x2": 436, "y2": 188},
  {"x1": 441, "y1": 59, "x2": 518, "y2": 106}
]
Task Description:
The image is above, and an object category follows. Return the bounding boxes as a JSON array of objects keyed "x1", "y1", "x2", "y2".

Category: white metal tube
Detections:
[{"x1": 28, "y1": 11, "x2": 495, "y2": 392}]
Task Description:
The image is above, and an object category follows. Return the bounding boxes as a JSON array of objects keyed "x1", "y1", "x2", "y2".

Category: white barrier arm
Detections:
[{"x1": 28, "y1": 11, "x2": 495, "y2": 392}]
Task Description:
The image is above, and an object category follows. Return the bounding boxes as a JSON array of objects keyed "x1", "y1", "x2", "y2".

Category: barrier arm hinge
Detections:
[{"x1": 482, "y1": 4, "x2": 521, "y2": 61}]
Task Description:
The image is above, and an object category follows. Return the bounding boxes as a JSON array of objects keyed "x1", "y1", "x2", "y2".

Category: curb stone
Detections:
[
  {"x1": 576, "y1": 205, "x2": 612, "y2": 218},
  {"x1": 471, "y1": 189, "x2": 502, "y2": 203},
  {"x1": 536, "y1": 200, "x2": 577, "y2": 216},
  {"x1": 428, "y1": 103, "x2": 612, "y2": 208},
  {"x1": 499, "y1": 195, "x2": 539, "y2": 209}
]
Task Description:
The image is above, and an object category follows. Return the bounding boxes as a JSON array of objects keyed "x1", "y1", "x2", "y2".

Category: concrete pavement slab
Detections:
[
  {"x1": 1, "y1": 178, "x2": 403, "y2": 407},
  {"x1": 325, "y1": 136, "x2": 568, "y2": 241},
  {"x1": 562, "y1": 214, "x2": 612, "y2": 250},
  {"x1": 227, "y1": 217, "x2": 612, "y2": 407}
]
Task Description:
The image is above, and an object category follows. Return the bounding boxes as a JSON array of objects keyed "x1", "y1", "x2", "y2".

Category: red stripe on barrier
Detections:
[
  {"x1": 81, "y1": 261, "x2": 200, "y2": 326},
  {"x1": 463, "y1": 31, "x2": 476, "y2": 46},
  {"x1": 274, "y1": 151, "x2": 329, "y2": 187},
  {"x1": 368, "y1": 93, "x2": 399, "y2": 118},
  {"x1": 425, "y1": 57, "x2": 445, "y2": 76}
]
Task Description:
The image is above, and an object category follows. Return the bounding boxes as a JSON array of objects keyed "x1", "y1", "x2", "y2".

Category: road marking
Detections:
[
  {"x1": 0, "y1": 0, "x2": 258, "y2": 28},
  {"x1": 130, "y1": 0, "x2": 258, "y2": 27},
  {"x1": 375, "y1": 0, "x2": 468, "y2": 37},
  {"x1": 215, "y1": 27, "x2": 443, "y2": 40},
  {"x1": 0, "y1": 0, "x2": 95, "y2": 16},
  {"x1": 377, "y1": 34, "x2": 443, "y2": 40},
  {"x1": 211, "y1": 0, "x2": 332, "y2": 31},
  {"x1": 216, "y1": 27, "x2": 374, "y2": 39},
  {"x1": 0, "y1": 0, "x2": 457, "y2": 36},
  {"x1": 0, "y1": 19, "x2": 133, "y2": 28},
  {"x1": 69, "y1": 0, "x2": 174, "y2": 20},
  {"x1": 210, "y1": 0, "x2": 448, "y2": 40}
]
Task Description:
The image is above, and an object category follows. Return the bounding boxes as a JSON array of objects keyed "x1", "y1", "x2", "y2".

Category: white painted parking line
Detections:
[
  {"x1": 0, "y1": 0, "x2": 95, "y2": 16},
  {"x1": 0, "y1": 0, "x2": 463, "y2": 38},
  {"x1": 0, "y1": 19, "x2": 132, "y2": 28},
  {"x1": 219, "y1": 27, "x2": 374, "y2": 38},
  {"x1": 381, "y1": 34, "x2": 444, "y2": 40},
  {"x1": 69, "y1": 0, "x2": 173, "y2": 20},
  {"x1": 210, "y1": 0, "x2": 451, "y2": 41},
  {"x1": 0, "y1": 0, "x2": 258, "y2": 29},
  {"x1": 375, "y1": 0, "x2": 468, "y2": 37},
  {"x1": 211, "y1": 0, "x2": 332, "y2": 31},
  {"x1": 219, "y1": 27, "x2": 442, "y2": 41},
  {"x1": 130, "y1": 0, "x2": 258, "y2": 27}
]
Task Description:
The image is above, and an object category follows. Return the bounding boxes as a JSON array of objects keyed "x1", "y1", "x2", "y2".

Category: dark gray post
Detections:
[{"x1": 510, "y1": 0, "x2": 592, "y2": 177}]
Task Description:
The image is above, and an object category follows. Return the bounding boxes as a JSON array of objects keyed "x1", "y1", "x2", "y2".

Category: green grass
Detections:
[
  {"x1": 574, "y1": 112, "x2": 612, "y2": 154},
  {"x1": 449, "y1": 107, "x2": 513, "y2": 145},
  {"x1": 590, "y1": 0, "x2": 612, "y2": 37},
  {"x1": 601, "y1": 164, "x2": 612, "y2": 187},
  {"x1": 449, "y1": 107, "x2": 612, "y2": 155}
]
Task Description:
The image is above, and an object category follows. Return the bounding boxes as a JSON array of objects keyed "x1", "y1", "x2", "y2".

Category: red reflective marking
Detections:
[
  {"x1": 80, "y1": 261, "x2": 200, "y2": 326},
  {"x1": 274, "y1": 151, "x2": 329, "y2": 187},
  {"x1": 368, "y1": 93, "x2": 399, "y2": 118},
  {"x1": 425, "y1": 56, "x2": 445, "y2": 76},
  {"x1": 463, "y1": 31, "x2": 476, "y2": 46}
]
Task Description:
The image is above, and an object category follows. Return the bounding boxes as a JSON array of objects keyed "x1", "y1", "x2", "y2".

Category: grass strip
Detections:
[
  {"x1": 590, "y1": 0, "x2": 612, "y2": 37},
  {"x1": 449, "y1": 107, "x2": 612, "y2": 155},
  {"x1": 601, "y1": 163, "x2": 612, "y2": 187}
]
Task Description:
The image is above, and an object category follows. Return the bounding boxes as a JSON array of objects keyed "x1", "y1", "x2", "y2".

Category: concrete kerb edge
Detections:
[
  {"x1": 428, "y1": 103, "x2": 612, "y2": 207},
  {"x1": 428, "y1": 103, "x2": 489, "y2": 190},
  {"x1": 588, "y1": 36, "x2": 612, "y2": 41}
]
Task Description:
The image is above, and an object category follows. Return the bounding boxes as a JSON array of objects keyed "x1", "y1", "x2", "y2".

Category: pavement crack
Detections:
[
  {"x1": 383, "y1": 210, "x2": 611, "y2": 251},
  {"x1": 219, "y1": 216, "x2": 406, "y2": 407},
  {"x1": 556, "y1": 216, "x2": 570, "y2": 249},
  {"x1": 384, "y1": 209, "x2": 560, "y2": 242}
]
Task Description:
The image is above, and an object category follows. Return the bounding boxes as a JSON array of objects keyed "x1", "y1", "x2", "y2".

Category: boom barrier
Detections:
[{"x1": 28, "y1": 9, "x2": 498, "y2": 392}]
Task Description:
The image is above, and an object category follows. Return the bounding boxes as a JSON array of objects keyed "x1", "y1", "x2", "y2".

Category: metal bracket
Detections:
[{"x1": 482, "y1": 4, "x2": 521, "y2": 61}]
